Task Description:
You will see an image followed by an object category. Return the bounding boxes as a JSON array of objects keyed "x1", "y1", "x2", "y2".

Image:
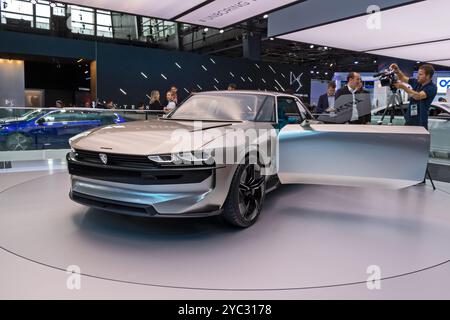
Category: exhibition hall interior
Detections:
[{"x1": 1, "y1": 0, "x2": 450, "y2": 300}]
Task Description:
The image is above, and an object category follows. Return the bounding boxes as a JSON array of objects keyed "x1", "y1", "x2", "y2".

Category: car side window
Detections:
[
  {"x1": 277, "y1": 97, "x2": 304, "y2": 125},
  {"x1": 296, "y1": 99, "x2": 313, "y2": 120},
  {"x1": 429, "y1": 107, "x2": 439, "y2": 117},
  {"x1": 255, "y1": 96, "x2": 275, "y2": 122},
  {"x1": 42, "y1": 111, "x2": 61, "y2": 123}
]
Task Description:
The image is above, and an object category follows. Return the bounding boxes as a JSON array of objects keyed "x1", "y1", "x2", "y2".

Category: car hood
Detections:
[{"x1": 71, "y1": 119, "x2": 238, "y2": 155}]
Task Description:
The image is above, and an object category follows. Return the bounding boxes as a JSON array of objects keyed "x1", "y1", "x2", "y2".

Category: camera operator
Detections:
[{"x1": 389, "y1": 63, "x2": 437, "y2": 130}]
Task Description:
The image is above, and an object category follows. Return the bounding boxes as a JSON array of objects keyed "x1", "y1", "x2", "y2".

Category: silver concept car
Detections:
[{"x1": 68, "y1": 91, "x2": 430, "y2": 228}]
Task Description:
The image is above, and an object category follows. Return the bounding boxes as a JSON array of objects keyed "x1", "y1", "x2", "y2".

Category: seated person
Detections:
[{"x1": 277, "y1": 103, "x2": 288, "y2": 129}]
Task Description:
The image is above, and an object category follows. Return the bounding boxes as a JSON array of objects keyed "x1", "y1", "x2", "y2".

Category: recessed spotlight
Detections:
[
  {"x1": 310, "y1": 45, "x2": 314, "y2": 49},
  {"x1": 203, "y1": 28, "x2": 209, "y2": 32},
  {"x1": 263, "y1": 14, "x2": 269, "y2": 19},
  {"x1": 269, "y1": 37, "x2": 274, "y2": 41},
  {"x1": 219, "y1": 29, "x2": 224, "y2": 34},
  {"x1": 354, "y1": 61, "x2": 359, "y2": 64},
  {"x1": 324, "y1": 46, "x2": 328, "y2": 50},
  {"x1": 416, "y1": 61, "x2": 421, "y2": 64}
]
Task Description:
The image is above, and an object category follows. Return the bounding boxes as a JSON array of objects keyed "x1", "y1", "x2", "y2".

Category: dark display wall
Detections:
[
  {"x1": 0, "y1": 31, "x2": 311, "y2": 107},
  {"x1": 96, "y1": 42, "x2": 311, "y2": 106}
]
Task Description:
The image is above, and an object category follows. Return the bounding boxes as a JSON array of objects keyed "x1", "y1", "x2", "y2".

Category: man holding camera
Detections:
[{"x1": 389, "y1": 63, "x2": 437, "y2": 130}]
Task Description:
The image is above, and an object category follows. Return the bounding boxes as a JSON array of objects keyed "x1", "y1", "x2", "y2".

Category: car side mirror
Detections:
[
  {"x1": 300, "y1": 119, "x2": 311, "y2": 128},
  {"x1": 37, "y1": 118, "x2": 46, "y2": 125}
]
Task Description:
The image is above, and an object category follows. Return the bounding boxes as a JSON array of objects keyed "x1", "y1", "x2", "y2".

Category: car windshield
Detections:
[
  {"x1": 21, "y1": 109, "x2": 47, "y2": 121},
  {"x1": 168, "y1": 93, "x2": 273, "y2": 121}
]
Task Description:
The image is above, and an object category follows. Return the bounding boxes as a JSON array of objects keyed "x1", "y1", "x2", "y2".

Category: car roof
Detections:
[
  {"x1": 196, "y1": 90, "x2": 299, "y2": 98},
  {"x1": 432, "y1": 102, "x2": 450, "y2": 111}
]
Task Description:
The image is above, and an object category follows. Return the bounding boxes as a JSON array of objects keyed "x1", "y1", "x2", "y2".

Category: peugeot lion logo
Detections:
[{"x1": 99, "y1": 153, "x2": 108, "y2": 165}]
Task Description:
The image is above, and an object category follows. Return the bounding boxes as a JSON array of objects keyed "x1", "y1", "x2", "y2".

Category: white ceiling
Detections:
[
  {"x1": 367, "y1": 40, "x2": 450, "y2": 63},
  {"x1": 176, "y1": 0, "x2": 299, "y2": 28},
  {"x1": 277, "y1": 0, "x2": 450, "y2": 59},
  {"x1": 57, "y1": 0, "x2": 299, "y2": 27},
  {"x1": 57, "y1": 0, "x2": 208, "y2": 20},
  {"x1": 431, "y1": 60, "x2": 450, "y2": 67}
]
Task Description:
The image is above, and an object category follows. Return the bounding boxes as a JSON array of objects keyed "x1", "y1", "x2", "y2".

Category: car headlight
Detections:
[
  {"x1": 68, "y1": 131, "x2": 92, "y2": 146},
  {"x1": 148, "y1": 151, "x2": 214, "y2": 166}
]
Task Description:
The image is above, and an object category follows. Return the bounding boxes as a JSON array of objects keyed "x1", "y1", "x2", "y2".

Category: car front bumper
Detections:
[{"x1": 67, "y1": 152, "x2": 236, "y2": 218}]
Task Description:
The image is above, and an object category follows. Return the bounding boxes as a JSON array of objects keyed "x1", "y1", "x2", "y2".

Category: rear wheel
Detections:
[
  {"x1": 6, "y1": 133, "x2": 32, "y2": 151},
  {"x1": 222, "y1": 157, "x2": 266, "y2": 228}
]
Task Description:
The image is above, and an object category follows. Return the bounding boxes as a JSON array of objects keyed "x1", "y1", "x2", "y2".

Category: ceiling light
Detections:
[
  {"x1": 203, "y1": 28, "x2": 209, "y2": 32},
  {"x1": 219, "y1": 29, "x2": 224, "y2": 34},
  {"x1": 278, "y1": 0, "x2": 450, "y2": 53},
  {"x1": 269, "y1": 37, "x2": 274, "y2": 41},
  {"x1": 263, "y1": 14, "x2": 269, "y2": 19},
  {"x1": 309, "y1": 44, "x2": 314, "y2": 49},
  {"x1": 177, "y1": 0, "x2": 299, "y2": 28}
]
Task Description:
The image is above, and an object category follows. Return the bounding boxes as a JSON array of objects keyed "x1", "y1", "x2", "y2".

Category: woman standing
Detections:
[{"x1": 149, "y1": 90, "x2": 163, "y2": 110}]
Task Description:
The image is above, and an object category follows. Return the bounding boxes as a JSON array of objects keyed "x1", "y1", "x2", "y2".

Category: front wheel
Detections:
[
  {"x1": 6, "y1": 133, "x2": 33, "y2": 151},
  {"x1": 222, "y1": 158, "x2": 266, "y2": 228}
]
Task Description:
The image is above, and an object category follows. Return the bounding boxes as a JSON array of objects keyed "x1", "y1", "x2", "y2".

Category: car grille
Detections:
[
  {"x1": 74, "y1": 149, "x2": 157, "y2": 168},
  {"x1": 68, "y1": 160, "x2": 214, "y2": 185}
]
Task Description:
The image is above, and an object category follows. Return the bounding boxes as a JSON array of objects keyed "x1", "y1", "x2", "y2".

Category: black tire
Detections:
[
  {"x1": 222, "y1": 156, "x2": 266, "y2": 228},
  {"x1": 6, "y1": 133, "x2": 33, "y2": 151}
]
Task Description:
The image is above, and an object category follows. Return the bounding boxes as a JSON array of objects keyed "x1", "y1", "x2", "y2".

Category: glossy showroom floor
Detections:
[{"x1": 1, "y1": 167, "x2": 450, "y2": 299}]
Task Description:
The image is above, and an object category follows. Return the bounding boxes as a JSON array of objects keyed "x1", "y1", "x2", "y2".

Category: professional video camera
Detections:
[{"x1": 373, "y1": 68, "x2": 399, "y2": 90}]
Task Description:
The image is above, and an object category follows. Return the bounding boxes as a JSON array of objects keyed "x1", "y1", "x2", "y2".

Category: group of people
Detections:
[
  {"x1": 315, "y1": 72, "x2": 371, "y2": 124},
  {"x1": 138, "y1": 83, "x2": 238, "y2": 112},
  {"x1": 139, "y1": 85, "x2": 178, "y2": 113},
  {"x1": 315, "y1": 64, "x2": 438, "y2": 129},
  {"x1": 54, "y1": 82, "x2": 241, "y2": 112}
]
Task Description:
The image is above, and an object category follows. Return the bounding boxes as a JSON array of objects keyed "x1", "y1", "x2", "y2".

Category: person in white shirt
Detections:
[
  {"x1": 164, "y1": 91, "x2": 176, "y2": 113},
  {"x1": 334, "y1": 72, "x2": 370, "y2": 124}
]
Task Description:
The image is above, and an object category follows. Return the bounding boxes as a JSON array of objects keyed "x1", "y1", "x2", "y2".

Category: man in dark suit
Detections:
[
  {"x1": 315, "y1": 81, "x2": 336, "y2": 114},
  {"x1": 334, "y1": 72, "x2": 371, "y2": 124}
]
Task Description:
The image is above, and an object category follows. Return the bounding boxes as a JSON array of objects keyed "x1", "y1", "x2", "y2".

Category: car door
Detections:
[
  {"x1": 277, "y1": 122, "x2": 430, "y2": 189},
  {"x1": 39, "y1": 110, "x2": 94, "y2": 148}
]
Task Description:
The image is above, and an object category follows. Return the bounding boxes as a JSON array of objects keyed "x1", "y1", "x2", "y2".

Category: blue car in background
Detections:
[{"x1": 0, "y1": 108, "x2": 126, "y2": 151}]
